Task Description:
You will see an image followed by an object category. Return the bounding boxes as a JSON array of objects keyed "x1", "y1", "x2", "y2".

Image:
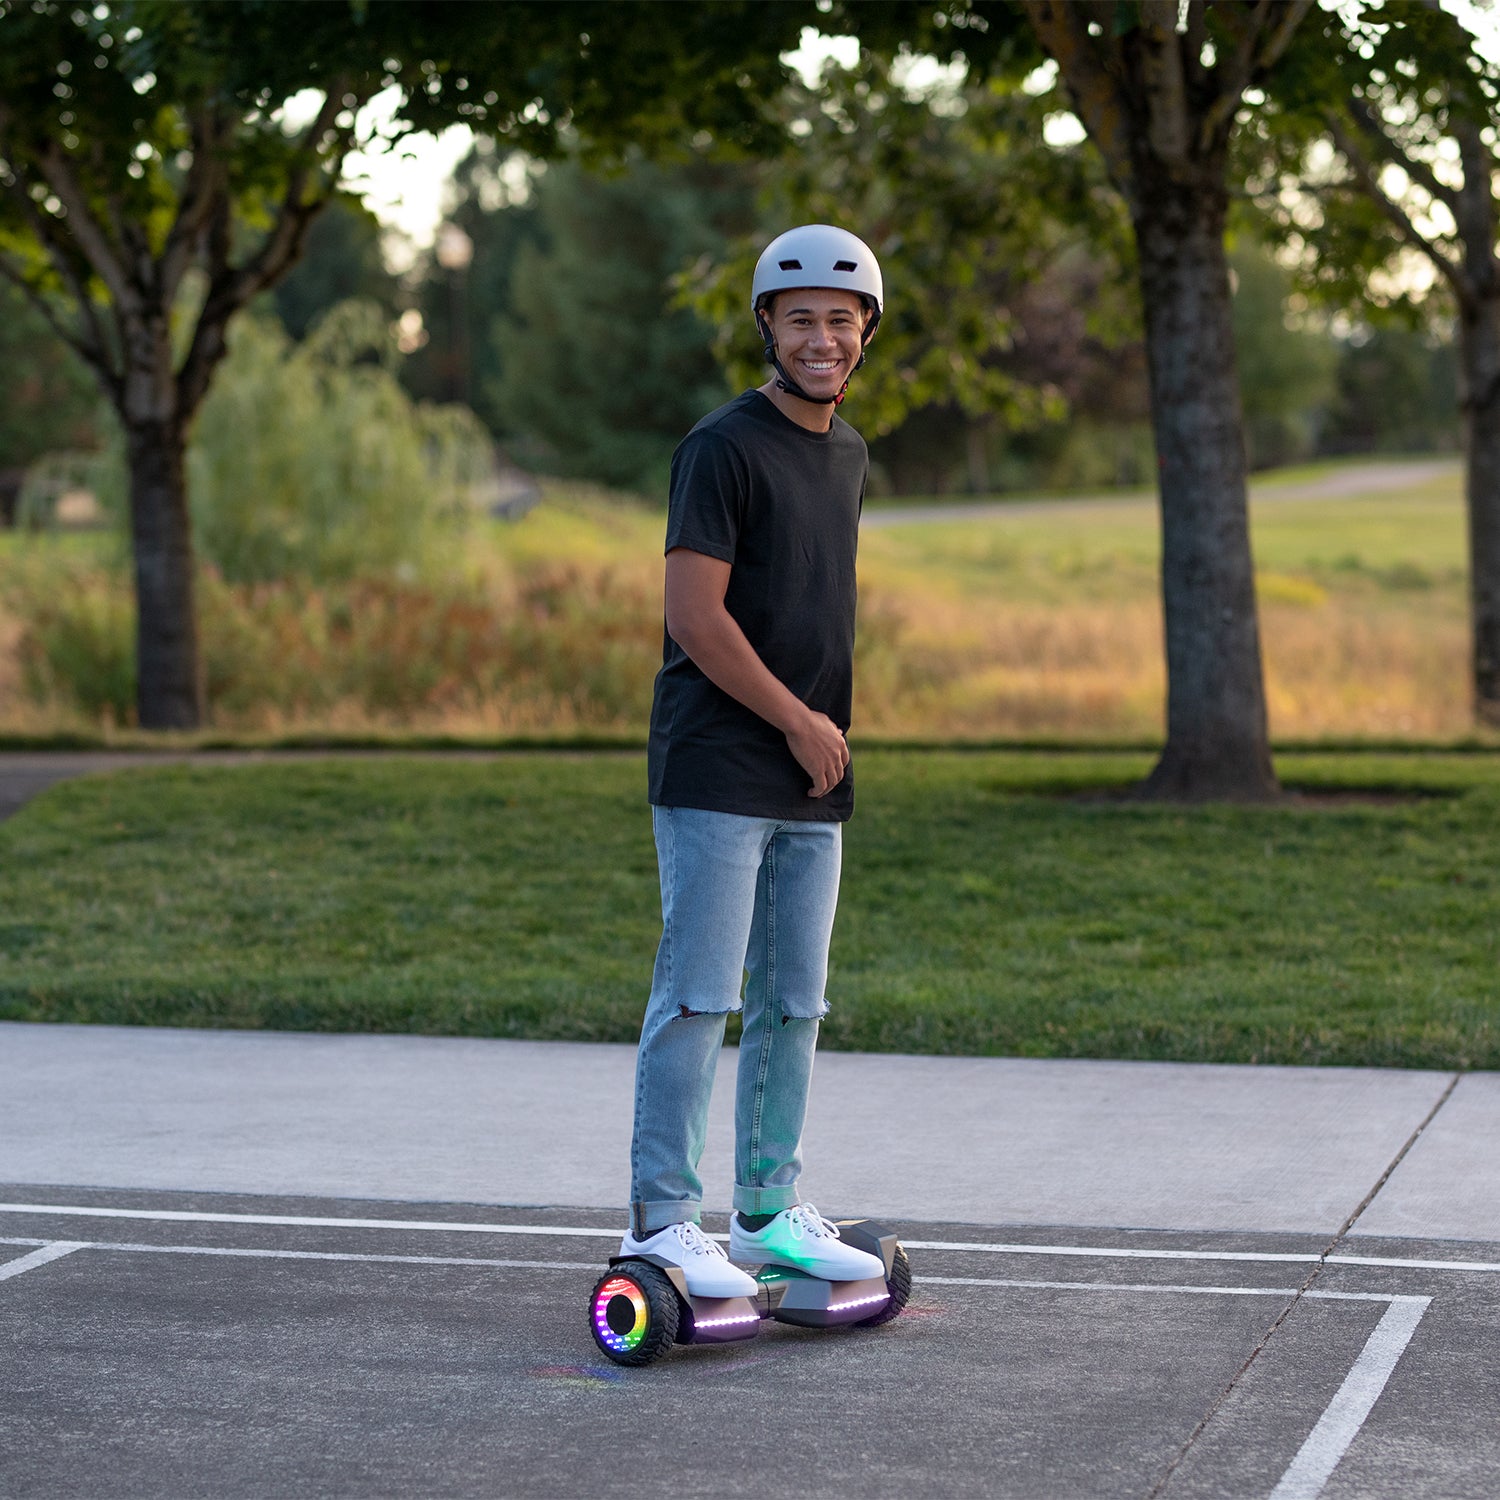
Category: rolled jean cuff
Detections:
[
  {"x1": 732, "y1": 1183, "x2": 801, "y2": 1216},
  {"x1": 632, "y1": 1198, "x2": 702, "y2": 1238}
]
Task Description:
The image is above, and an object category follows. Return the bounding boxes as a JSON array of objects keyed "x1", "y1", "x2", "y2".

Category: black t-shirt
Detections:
[{"x1": 647, "y1": 390, "x2": 867, "y2": 821}]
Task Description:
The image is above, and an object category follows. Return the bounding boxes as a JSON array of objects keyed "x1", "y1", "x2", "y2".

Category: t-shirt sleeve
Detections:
[{"x1": 664, "y1": 427, "x2": 746, "y2": 563}]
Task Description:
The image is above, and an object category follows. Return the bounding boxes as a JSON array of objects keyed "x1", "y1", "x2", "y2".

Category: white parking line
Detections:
[
  {"x1": 2, "y1": 1203, "x2": 1496, "y2": 1275},
  {"x1": 923, "y1": 1275, "x2": 1428, "y2": 1306},
  {"x1": 0, "y1": 1231, "x2": 1434, "y2": 1500},
  {"x1": 0, "y1": 1242, "x2": 86, "y2": 1281},
  {"x1": 908, "y1": 1239, "x2": 1500, "y2": 1275},
  {"x1": 1, "y1": 1236, "x2": 598, "y2": 1271},
  {"x1": 0, "y1": 1202, "x2": 619, "y2": 1238},
  {"x1": 1269, "y1": 1297, "x2": 1431, "y2": 1500}
]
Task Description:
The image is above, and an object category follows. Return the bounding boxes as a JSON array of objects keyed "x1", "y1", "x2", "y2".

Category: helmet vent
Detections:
[
  {"x1": 834, "y1": 260, "x2": 858, "y2": 272},
  {"x1": 778, "y1": 259, "x2": 803, "y2": 270}
]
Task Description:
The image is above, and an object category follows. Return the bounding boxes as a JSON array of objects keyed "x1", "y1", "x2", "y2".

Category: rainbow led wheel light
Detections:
[{"x1": 592, "y1": 1274, "x2": 650, "y2": 1356}]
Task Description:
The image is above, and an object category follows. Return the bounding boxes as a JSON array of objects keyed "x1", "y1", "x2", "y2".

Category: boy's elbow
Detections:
[{"x1": 666, "y1": 611, "x2": 707, "y2": 658}]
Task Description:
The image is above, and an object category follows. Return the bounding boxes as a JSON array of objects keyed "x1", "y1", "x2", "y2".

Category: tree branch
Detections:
[
  {"x1": 0, "y1": 158, "x2": 119, "y2": 379},
  {"x1": 1326, "y1": 110, "x2": 1470, "y2": 304},
  {"x1": 176, "y1": 85, "x2": 358, "y2": 416},
  {"x1": 1137, "y1": 0, "x2": 1193, "y2": 165},
  {"x1": 1345, "y1": 93, "x2": 1463, "y2": 214},
  {"x1": 26, "y1": 139, "x2": 140, "y2": 316},
  {"x1": 160, "y1": 105, "x2": 231, "y2": 304},
  {"x1": 0, "y1": 252, "x2": 122, "y2": 404},
  {"x1": 226, "y1": 85, "x2": 352, "y2": 305},
  {"x1": 1198, "y1": 0, "x2": 1313, "y2": 150},
  {"x1": 1210, "y1": 0, "x2": 1272, "y2": 121},
  {"x1": 1019, "y1": 0, "x2": 1140, "y2": 210},
  {"x1": 1249, "y1": 0, "x2": 1314, "y2": 82},
  {"x1": 1183, "y1": 0, "x2": 1211, "y2": 95}
]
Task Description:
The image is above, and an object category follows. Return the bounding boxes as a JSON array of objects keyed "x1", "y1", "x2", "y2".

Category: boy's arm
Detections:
[{"x1": 664, "y1": 546, "x2": 849, "y2": 799}]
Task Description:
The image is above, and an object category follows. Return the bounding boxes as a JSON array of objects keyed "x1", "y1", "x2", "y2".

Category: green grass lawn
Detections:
[{"x1": 2, "y1": 750, "x2": 1495, "y2": 1068}]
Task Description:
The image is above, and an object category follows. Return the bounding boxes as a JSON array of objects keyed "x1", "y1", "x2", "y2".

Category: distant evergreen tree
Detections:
[
  {"x1": 490, "y1": 154, "x2": 748, "y2": 496},
  {"x1": 1321, "y1": 326, "x2": 1460, "y2": 457},
  {"x1": 401, "y1": 141, "x2": 546, "y2": 440},
  {"x1": 270, "y1": 195, "x2": 402, "y2": 342}
]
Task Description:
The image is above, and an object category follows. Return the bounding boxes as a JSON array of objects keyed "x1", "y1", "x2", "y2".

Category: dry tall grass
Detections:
[{"x1": 0, "y1": 472, "x2": 1489, "y2": 742}]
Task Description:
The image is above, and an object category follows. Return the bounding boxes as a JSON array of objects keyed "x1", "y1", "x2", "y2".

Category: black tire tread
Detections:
[
  {"x1": 589, "y1": 1260, "x2": 681, "y2": 1366},
  {"x1": 855, "y1": 1241, "x2": 912, "y2": 1328}
]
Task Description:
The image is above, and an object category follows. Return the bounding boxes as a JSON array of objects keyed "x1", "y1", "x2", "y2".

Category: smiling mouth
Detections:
[{"x1": 798, "y1": 360, "x2": 841, "y2": 374}]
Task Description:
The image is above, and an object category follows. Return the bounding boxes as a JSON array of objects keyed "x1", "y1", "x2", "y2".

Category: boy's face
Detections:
[{"x1": 764, "y1": 289, "x2": 871, "y2": 402}]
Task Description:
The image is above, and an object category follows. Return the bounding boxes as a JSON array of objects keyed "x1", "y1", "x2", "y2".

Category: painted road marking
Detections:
[
  {"x1": 1268, "y1": 1297, "x2": 1431, "y2": 1500},
  {"x1": 923, "y1": 1275, "x2": 1428, "y2": 1306},
  {"x1": 0, "y1": 1202, "x2": 619, "y2": 1237},
  {"x1": 908, "y1": 1240, "x2": 1500, "y2": 1275},
  {"x1": 0, "y1": 1242, "x2": 86, "y2": 1281},
  {"x1": 2, "y1": 1203, "x2": 1496, "y2": 1275},
  {"x1": 0, "y1": 1234, "x2": 1436, "y2": 1500},
  {"x1": 0, "y1": 1237, "x2": 598, "y2": 1271}
]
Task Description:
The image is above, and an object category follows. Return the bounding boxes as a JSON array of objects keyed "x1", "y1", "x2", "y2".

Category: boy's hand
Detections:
[{"x1": 787, "y1": 711, "x2": 850, "y2": 798}]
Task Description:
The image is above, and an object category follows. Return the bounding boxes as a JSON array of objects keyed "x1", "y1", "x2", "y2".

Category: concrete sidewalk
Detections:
[{"x1": 4, "y1": 1021, "x2": 1495, "y2": 1243}]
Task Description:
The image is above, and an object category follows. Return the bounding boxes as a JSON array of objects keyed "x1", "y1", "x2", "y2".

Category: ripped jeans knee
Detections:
[{"x1": 776, "y1": 995, "x2": 830, "y2": 1026}]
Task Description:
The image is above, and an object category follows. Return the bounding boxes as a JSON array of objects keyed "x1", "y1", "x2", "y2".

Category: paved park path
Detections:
[{"x1": 862, "y1": 455, "x2": 1458, "y2": 527}]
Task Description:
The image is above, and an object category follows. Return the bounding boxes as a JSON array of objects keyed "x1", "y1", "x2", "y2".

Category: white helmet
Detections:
[{"x1": 751, "y1": 224, "x2": 883, "y2": 337}]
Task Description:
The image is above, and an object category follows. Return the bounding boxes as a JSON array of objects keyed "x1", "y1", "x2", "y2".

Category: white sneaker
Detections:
[
  {"x1": 729, "y1": 1204, "x2": 886, "y2": 1282},
  {"x1": 619, "y1": 1221, "x2": 758, "y2": 1298}
]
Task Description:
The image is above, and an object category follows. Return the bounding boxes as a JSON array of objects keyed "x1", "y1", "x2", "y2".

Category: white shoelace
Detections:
[
  {"x1": 670, "y1": 1221, "x2": 731, "y2": 1260},
  {"x1": 781, "y1": 1203, "x2": 842, "y2": 1242}
]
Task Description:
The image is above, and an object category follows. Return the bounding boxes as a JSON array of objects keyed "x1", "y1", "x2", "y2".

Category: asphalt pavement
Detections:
[{"x1": 3, "y1": 1021, "x2": 1498, "y2": 1499}]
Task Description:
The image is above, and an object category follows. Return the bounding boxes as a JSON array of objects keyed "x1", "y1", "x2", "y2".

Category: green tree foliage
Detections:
[
  {"x1": 688, "y1": 55, "x2": 1119, "y2": 445},
  {"x1": 1321, "y1": 325, "x2": 1459, "y2": 458},
  {"x1": 0, "y1": 0, "x2": 823, "y2": 727},
  {"x1": 174, "y1": 301, "x2": 489, "y2": 585},
  {"x1": 490, "y1": 154, "x2": 747, "y2": 496}
]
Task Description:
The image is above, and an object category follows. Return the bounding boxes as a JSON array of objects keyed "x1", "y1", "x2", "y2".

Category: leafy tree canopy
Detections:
[
  {"x1": 0, "y1": 0, "x2": 827, "y2": 727},
  {"x1": 686, "y1": 53, "x2": 1127, "y2": 442},
  {"x1": 1247, "y1": 0, "x2": 1498, "y2": 322},
  {"x1": 0, "y1": 0, "x2": 821, "y2": 416}
]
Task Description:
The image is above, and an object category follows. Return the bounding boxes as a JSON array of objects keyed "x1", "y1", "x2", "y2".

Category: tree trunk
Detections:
[
  {"x1": 1132, "y1": 170, "x2": 1279, "y2": 801},
  {"x1": 125, "y1": 417, "x2": 202, "y2": 729},
  {"x1": 1460, "y1": 290, "x2": 1500, "y2": 727}
]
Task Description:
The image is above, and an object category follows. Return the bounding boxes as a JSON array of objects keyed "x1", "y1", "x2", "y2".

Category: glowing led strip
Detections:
[
  {"x1": 691, "y1": 1311, "x2": 760, "y2": 1330},
  {"x1": 830, "y1": 1291, "x2": 890, "y2": 1312}
]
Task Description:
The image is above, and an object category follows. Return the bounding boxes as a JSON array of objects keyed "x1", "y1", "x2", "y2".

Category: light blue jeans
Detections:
[{"x1": 629, "y1": 805, "x2": 843, "y2": 1237}]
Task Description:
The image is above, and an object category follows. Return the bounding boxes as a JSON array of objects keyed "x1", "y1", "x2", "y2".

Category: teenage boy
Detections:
[{"x1": 621, "y1": 225, "x2": 887, "y2": 1295}]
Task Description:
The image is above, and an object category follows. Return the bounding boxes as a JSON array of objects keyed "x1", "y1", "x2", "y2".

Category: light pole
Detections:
[{"x1": 435, "y1": 221, "x2": 474, "y2": 407}]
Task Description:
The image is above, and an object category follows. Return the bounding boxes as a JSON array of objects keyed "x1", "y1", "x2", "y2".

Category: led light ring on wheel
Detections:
[{"x1": 592, "y1": 1273, "x2": 650, "y2": 1355}]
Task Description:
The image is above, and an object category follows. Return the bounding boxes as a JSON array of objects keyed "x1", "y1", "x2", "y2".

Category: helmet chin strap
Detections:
[{"x1": 757, "y1": 313, "x2": 863, "y2": 407}]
